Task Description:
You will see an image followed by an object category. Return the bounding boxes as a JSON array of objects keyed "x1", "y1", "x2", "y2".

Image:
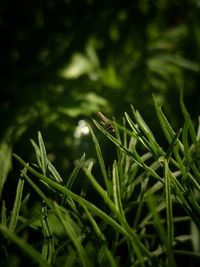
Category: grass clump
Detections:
[{"x1": 1, "y1": 95, "x2": 200, "y2": 267}]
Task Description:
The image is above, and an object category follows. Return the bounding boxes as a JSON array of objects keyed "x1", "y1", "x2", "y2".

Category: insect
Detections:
[{"x1": 96, "y1": 111, "x2": 115, "y2": 132}]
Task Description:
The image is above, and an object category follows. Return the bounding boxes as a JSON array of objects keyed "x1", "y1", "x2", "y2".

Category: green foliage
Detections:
[
  {"x1": 1, "y1": 97, "x2": 200, "y2": 266},
  {"x1": 1, "y1": 1, "x2": 200, "y2": 186}
]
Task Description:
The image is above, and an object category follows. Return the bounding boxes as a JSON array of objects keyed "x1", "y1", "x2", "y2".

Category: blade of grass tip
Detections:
[
  {"x1": 153, "y1": 95, "x2": 176, "y2": 144},
  {"x1": 125, "y1": 112, "x2": 151, "y2": 151},
  {"x1": 9, "y1": 172, "x2": 25, "y2": 232},
  {"x1": 88, "y1": 125, "x2": 110, "y2": 191},
  {"x1": 65, "y1": 153, "x2": 85, "y2": 190},
  {"x1": 1, "y1": 200, "x2": 7, "y2": 226},
  {"x1": 0, "y1": 224, "x2": 51, "y2": 267},
  {"x1": 180, "y1": 89, "x2": 197, "y2": 144},
  {"x1": 30, "y1": 139, "x2": 42, "y2": 170},
  {"x1": 38, "y1": 131, "x2": 48, "y2": 176},
  {"x1": 53, "y1": 201, "x2": 90, "y2": 267},
  {"x1": 165, "y1": 129, "x2": 182, "y2": 162},
  {"x1": 47, "y1": 159, "x2": 63, "y2": 183},
  {"x1": 112, "y1": 160, "x2": 125, "y2": 218},
  {"x1": 132, "y1": 107, "x2": 162, "y2": 157},
  {"x1": 20, "y1": 193, "x2": 30, "y2": 209},
  {"x1": 164, "y1": 160, "x2": 175, "y2": 266},
  {"x1": 61, "y1": 153, "x2": 86, "y2": 206}
]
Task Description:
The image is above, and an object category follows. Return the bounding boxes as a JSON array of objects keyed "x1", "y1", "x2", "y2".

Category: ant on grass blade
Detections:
[{"x1": 96, "y1": 112, "x2": 115, "y2": 133}]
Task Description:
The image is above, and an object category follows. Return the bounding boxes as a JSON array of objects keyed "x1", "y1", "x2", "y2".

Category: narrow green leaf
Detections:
[
  {"x1": 153, "y1": 95, "x2": 176, "y2": 143},
  {"x1": 20, "y1": 170, "x2": 53, "y2": 209},
  {"x1": 1, "y1": 200, "x2": 7, "y2": 226},
  {"x1": 0, "y1": 142, "x2": 12, "y2": 200},
  {"x1": 164, "y1": 160, "x2": 175, "y2": 266},
  {"x1": 9, "y1": 175, "x2": 25, "y2": 232},
  {"x1": 30, "y1": 139, "x2": 42, "y2": 170},
  {"x1": 14, "y1": 153, "x2": 152, "y2": 261},
  {"x1": 94, "y1": 120, "x2": 163, "y2": 182},
  {"x1": 165, "y1": 129, "x2": 182, "y2": 161},
  {"x1": 112, "y1": 160, "x2": 124, "y2": 217},
  {"x1": 66, "y1": 153, "x2": 85, "y2": 189},
  {"x1": 38, "y1": 131, "x2": 48, "y2": 175},
  {"x1": 89, "y1": 125, "x2": 110, "y2": 192},
  {"x1": 0, "y1": 224, "x2": 51, "y2": 267},
  {"x1": 48, "y1": 159, "x2": 63, "y2": 183},
  {"x1": 53, "y1": 201, "x2": 90, "y2": 267},
  {"x1": 180, "y1": 90, "x2": 197, "y2": 144},
  {"x1": 41, "y1": 205, "x2": 55, "y2": 264}
]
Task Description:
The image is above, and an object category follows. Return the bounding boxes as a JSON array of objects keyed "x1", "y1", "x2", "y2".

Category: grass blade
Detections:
[
  {"x1": 89, "y1": 124, "x2": 110, "y2": 192},
  {"x1": 112, "y1": 160, "x2": 124, "y2": 217},
  {"x1": 1, "y1": 200, "x2": 7, "y2": 226},
  {"x1": 0, "y1": 224, "x2": 51, "y2": 267},
  {"x1": 164, "y1": 160, "x2": 175, "y2": 266},
  {"x1": 9, "y1": 174, "x2": 25, "y2": 232},
  {"x1": 38, "y1": 131, "x2": 48, "y2": 175},
  {"x1": 53, "y1": 201, "x2": 90, "y2": 267}
]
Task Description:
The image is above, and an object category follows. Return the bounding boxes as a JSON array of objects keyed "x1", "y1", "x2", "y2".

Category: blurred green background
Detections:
[{"x1": 1, "y1": 0, "x2": 200, "y2": 189}]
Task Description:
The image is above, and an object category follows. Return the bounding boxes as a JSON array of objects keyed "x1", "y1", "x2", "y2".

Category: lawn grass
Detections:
[{"x1": 1, "y1": 95, "x2": 200, "y2": 266}]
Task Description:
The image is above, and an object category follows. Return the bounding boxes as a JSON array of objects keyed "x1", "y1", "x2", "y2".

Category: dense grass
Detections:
[{"x1": 1, "y1": 95, "x2": 200, "y2": 266}]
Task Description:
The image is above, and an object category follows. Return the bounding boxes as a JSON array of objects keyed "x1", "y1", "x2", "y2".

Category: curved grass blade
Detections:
[
  {"x1": 88, "y1": 125, "x2": 110, "y2": 193},
  {"x1": 9, "y1": 173, "x2": 25, "y2": 232},
  {"x1": 38, "y1": 131, "x2": 48, "y2": 176},
  {"x1": 1, "y1": 200, "x2": 7, "y2": 226},
  {"x1": 13, "y1": 153, "x2": 153, "y2": 263},
  {"x1": 41, "y1": 204, "x2": 55, "y2": 264},
  {"x1": 164, "y1": 160, "x2": 175, "y2": 266},
  {"x1": 53, "y1": 201, "x2": 90, "y2": 267},
  {"x1": 0, "y1": 224, "x2": 51, "y2": 267}
]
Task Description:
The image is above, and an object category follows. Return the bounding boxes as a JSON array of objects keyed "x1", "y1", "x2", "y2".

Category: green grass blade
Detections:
[
  {"x1": 1, "y1": 200, "x2": 7, "y2": 226},
  {"x1": 147, "y1": 193, "x2": 168, "y2": 261},
  {"x1": 38, "y1": 131, "x2": 48, "y2": 175},
  {"x1": 41, "y1": 205, "x2": 55, "y2": 264},
  {"x1": 112, "y1": 160, "x2": 124, "y2": 217},
  {"x1": 0, "y1": 142, "x2": 12, "y2": 200},
  {"x1": 20, "y1": 170, "x2": 53, "y2": 209},
  {"x1": 9, "y1": 175, "x2": 25, "y2": 232},
  {"x1": 153, "y1": 95, "x2": 176, "y2": 143},
  {"x1": 94, "y1": 120, "x2": 163, "y2": 182},
  {"x1": 0, "y1": 224, "x2": 51, "y2": 267},
  {"x1": 132, "y1": 107, "x2": 163, "y2": 156},
  {"x1": 13, "y1": 153, "x2": 152, "y2": 262},
  {"x1": 165, "y1": 128, "x2": 182, "y2": 161},
  {"x1": 180, "y1": 90, "x2": 197, "y2": 144},
  {"x1": 88, "y1": 125, "x2": 110, "y2": 192},
  {"x1": 47, "y1": 159, "x2": 63, "y2": 183},
  {"x1": 164, "y1": 160, "x2": 175, "y2": 266},
  {"x1": 13, "y1": 154, "x2": 129, "y2": 240},
  {"x1": 53, "y1": 201, "x2": 90, "y2": 267},
  {"x1": 30, "y1": 139, "x2": 42, "y2": 169},
  {"x1": 66, "y1": 153, "x2": 85, "y2": 189}
]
